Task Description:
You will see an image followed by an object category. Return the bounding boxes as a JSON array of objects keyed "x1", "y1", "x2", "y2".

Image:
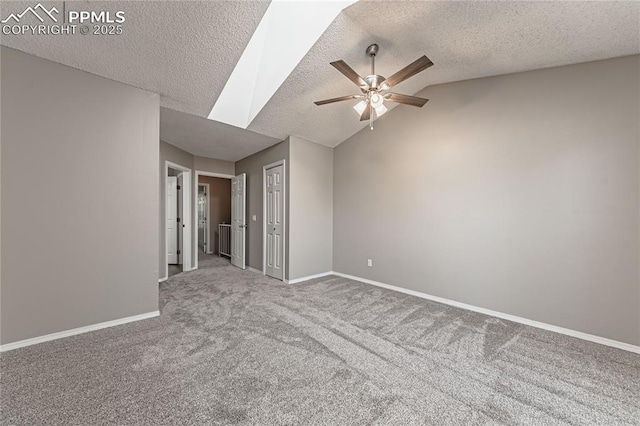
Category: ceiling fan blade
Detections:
[
  {"x1": 386, "y1": 93, "x2": 429, "y2": 107},
  {"x1": 359, "y1": 102, "x2": 371, "y2": 121},
  {"x1": 384, "y1": 56, "x2": 433, "y2": 89},
  {"x1": 331, "y1": 60, "x2": 367, "y2": 88},
  {"x1": 314, "y1": 95, "x2": 361, "y2": 106}
]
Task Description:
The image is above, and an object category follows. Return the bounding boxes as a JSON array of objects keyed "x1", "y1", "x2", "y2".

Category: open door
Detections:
[
  {"x1": 177, "y1": 173, "x2": 184, "y2": 265},
  {"x1": 167, "y1": 176, "x2": 178, "y2": 264},
  {"x1": 231, "y1": 173, "x2": 246, "y2": 269}
]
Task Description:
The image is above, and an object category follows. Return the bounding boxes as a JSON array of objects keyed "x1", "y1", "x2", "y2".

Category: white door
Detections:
[
  {"x1": 231, "y1": 173, "x2": 246, "y2": 269},
  {"x1": 265, "y1": 165, "x2": 284, "y2": 280},
  {"x1": 198, "y1": 184, "x2": 208, "y2": 253},
  {"x1": 167, "y1": 176, "x2": 178, "y2": 264},
  {"x1": 177, "y1": 174, "x2": 184, "y2": 265}
]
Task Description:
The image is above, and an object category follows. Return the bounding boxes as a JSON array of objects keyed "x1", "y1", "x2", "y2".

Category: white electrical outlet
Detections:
[{"x1": 367, "y1": 259, "x2": 373, "y2": 267}]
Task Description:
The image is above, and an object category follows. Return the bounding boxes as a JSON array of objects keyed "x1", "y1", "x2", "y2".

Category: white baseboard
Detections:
[
  {"x1": 158, "y1": 277, "x2": 168, "y2": 283},
  {"x1": 247, "y1": 266, "x2": 263, "y2": 274},
  {"x1": 332, "y1": 272, "x2": 640, "y2": 354},
  {"x1": 286, "y1": 271, "x2": 334, "y2": 284},
  {"x1": 0, "y1": 311, "x2": 160, "y2": 353}
]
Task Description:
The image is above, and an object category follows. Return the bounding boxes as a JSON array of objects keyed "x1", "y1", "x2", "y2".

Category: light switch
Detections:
[{"x1": 252, "y1": 215, "x2": 257, "y2": 222}]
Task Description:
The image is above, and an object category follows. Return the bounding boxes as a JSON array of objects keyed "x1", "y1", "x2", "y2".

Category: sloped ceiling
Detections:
[
  {"x1": 2, "y1": 0, "x2": 639, "y2": 156},
  {"x1": 248, "y1": 0, "x2": 640, "y2": 147},
  {"x1": 160, "y1": 107, "x2": 280, "y2": 162}
]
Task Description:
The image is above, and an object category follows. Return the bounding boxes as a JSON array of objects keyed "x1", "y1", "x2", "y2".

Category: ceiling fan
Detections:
[{"x1": 314, "y1": 44, "x2": 433, "y2": 130}]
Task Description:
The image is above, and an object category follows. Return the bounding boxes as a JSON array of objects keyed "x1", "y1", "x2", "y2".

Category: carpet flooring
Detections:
[
  {"x1": 168, "y1": 264, "x2": 182, "y2": 278},
  {"x1": 1, "y1": 255, "x2": 639, "y2": 425}
]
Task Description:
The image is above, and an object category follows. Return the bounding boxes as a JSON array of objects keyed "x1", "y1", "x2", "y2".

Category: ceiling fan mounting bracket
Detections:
[{"x1": 365, "y1": 43, "x2": 379, "y2": 57}]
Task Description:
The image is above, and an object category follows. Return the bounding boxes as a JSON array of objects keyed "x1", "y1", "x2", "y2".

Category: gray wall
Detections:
[
  {"x1": 1, "y1": 47, "x2": 160, "y2": 344},
  {"x1": 289, "y1": 137, "x2": 333, "y2": 279},
  {"x1": 158, "y1": 141, "x2": 235, "y2": 278},
  {"x1": 161, "y1": 140, "x2": 194, "y2": 171},
  {"x1": 194, "y1": 156, "x2": 235, "y2": 176},
  {"x1": 235, "y1": 139, "x2": 290, "y2": 275},
  {"x1": 333, "y1": 55, "x2": 640, "y2": 345},
  {"x1": 198, "y1": 176, "x2": 231, "y2": 254}
]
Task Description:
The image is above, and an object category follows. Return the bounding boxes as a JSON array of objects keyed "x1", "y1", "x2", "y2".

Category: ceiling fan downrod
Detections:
[{"x1": 367, "y1": 43, "x2": 378, "y2": 76}]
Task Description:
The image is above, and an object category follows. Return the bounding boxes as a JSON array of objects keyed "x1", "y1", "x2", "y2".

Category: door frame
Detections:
[
  {"x1": 194, "y1": 171, "x2": 234, "y2": 270},
  {"x1": 197, "y1": 183, "x2": 211, "y2": 255},
  {"x1": 262, "y1": 159, "x2": 286, "y2": 278},
  {"x1": 164, "y1": 161, "x2": 193, "y2": 278}
]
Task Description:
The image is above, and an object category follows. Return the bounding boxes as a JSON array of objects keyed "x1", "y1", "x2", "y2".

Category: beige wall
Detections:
[
  {"x1": 333, "y1": 55, "x2": 640, "y2": 345},
  {"x1": 235, "y1": 139, "x2": 290, "y2": 275},
  {"x1": 198, "y1": 176, "x2": 231, "y2": 254},
  {"x1": 289, "y1": 137, "x2": 333, "y2": 279},
  {"x1": 1, "y1": 47, "x2": 160, "y2": 345}
]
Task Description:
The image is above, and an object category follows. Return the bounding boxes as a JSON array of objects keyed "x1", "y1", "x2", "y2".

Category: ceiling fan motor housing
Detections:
[{"x1": 363, "y1": 75, "x2": 386, "y2": 92}]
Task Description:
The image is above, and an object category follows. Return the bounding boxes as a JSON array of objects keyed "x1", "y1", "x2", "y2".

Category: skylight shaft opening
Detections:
[{"x1": 208, "y1": 0, "x2": 358, "y2": 129}]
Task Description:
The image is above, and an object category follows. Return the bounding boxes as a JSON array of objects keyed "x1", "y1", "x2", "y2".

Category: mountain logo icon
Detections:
[{"x1": 1, "y1": 3, "x2": 59, "y2": 24}]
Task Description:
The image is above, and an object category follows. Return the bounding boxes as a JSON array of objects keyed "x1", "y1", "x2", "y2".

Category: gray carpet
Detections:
[
  {"x1": 168, "y1": 264, "x2": 182, "y2": 278},
  {"x1": 1, "y1": 255, "x2": 639, "y2": 425}
]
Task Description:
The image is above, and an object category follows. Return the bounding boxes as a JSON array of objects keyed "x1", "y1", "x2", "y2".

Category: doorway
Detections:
[
  {"x1": 165, "y1": 161, "x2": 192, "y2": 279},
  {"x1": 263, "y1": 160, "x2": 286, "y2": 281},
  {"x1": 194, "y1": 171, "x2": 245, "y2": 271},
  {"x1": 197, "y1": 176, "x2": 233, "y2": 257}
]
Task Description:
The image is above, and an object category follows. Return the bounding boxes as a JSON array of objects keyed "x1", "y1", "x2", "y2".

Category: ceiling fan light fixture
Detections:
[
  {"x1": 374, "y1": 103, "x2": 388, "y2": 117},
  {"x1": 370, "y1": 93, "x2": 384, "y2": 108},
  {"x1": 353, "y1": 100, "x2": 367, "y2": 115}
]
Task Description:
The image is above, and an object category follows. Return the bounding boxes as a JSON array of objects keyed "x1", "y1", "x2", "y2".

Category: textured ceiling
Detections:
[
  {"x1": 1, "y1": 0, "x2": 268, "y2": 117},
  {"x1": 248, "y1": 0, "x2": 640, "y2": 147},
  {"x1": 160, "y1": 107, "x2": 280, "y2": 162},
  {"x1": 2, "y1": 0, "x2": 639, "y2": 155}
]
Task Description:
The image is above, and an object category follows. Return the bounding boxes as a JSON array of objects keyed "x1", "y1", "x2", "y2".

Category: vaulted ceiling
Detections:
[{"x1": 2, "y1": 0, "x2": 639, "y2": 158}]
